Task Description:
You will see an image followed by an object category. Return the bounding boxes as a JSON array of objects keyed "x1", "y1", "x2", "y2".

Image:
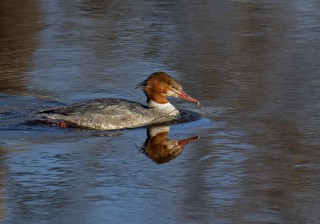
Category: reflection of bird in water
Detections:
[
  {"x1": 38, "y1": 72, "x2": 200, "y2": 130},
  {"x1": 139, "y1": 126, "x2": 199, "y2": 164}
]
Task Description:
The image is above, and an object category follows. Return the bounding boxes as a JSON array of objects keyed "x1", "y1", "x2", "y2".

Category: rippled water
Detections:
[{"x1": 1, "y1": 0, "x2": 320, "y2": 223}]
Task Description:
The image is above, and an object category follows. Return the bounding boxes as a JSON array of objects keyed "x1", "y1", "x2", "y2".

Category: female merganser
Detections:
[{"x1": 39, "y1": 72, "x2": 200, "y2": 130}]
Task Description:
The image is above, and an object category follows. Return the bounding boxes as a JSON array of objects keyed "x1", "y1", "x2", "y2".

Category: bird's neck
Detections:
[
  {"x1": 146, "y1": 90, "x2": 168, "y2": 104},
  {"x1": 148, "y1": 100, "x2": 179, "y2": 116}
]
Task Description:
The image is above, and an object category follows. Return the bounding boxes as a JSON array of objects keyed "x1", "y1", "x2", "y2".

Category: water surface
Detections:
[{"x1": 1, "y1": 0, "x2": 320, "y2": 223}]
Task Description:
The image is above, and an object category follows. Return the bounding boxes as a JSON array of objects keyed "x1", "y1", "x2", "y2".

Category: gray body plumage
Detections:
[{"x1": 40, "y1": 98, "x2": 180, "y2": 130}]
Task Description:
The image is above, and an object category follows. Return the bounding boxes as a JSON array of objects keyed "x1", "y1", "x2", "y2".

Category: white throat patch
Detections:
[{"x1": 148, "y1": 100, "x2": 179, "y2": 116}]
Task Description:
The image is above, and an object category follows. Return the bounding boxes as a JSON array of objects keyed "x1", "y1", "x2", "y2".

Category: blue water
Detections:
[{"x1": 1, "y1": 0, "x2": 320, "y2": 223}]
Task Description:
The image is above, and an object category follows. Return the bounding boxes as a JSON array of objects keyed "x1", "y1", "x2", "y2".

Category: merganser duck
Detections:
[{"x1": 39, "y1": 72, "x2": 200, "y2": 130}]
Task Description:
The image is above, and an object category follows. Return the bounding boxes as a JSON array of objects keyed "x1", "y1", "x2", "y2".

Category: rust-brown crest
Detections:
[{"x1": 136, "y1": 72, "x2": 181, "y2": 104}]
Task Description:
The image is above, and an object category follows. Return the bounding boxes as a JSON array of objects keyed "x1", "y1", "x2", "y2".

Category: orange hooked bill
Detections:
[{"x1": 177, "y1": 90, "x2": 200, "y2": 106}]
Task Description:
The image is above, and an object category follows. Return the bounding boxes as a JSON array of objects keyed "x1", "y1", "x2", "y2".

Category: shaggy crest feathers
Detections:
[{"x1": 136, "y1": 71, "x2": 182, "y2": 103}]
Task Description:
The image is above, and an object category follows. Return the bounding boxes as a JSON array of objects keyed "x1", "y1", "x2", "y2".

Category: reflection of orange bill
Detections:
[{"x1": 178, "y1": 136, "x2": 199, "y2": 147}]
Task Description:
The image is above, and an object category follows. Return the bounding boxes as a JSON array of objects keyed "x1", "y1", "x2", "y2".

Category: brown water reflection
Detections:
[
  {"x1": 140, "y1": 126, "x2": 198, "y2": 164},
  {"x1": 0, "y1": 0, "x2": 41, "y2": 94},
  {"x1": 0, "y1": 0, "x2": 320, "y2": 223}
]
